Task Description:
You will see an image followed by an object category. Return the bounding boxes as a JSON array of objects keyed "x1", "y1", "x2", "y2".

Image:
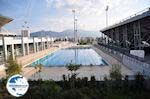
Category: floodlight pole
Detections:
[
  {"x1": 75, "y1": 19, "x2": 78, "y2": 42},
  {"x1": 72, "y1": 9, "x2": 76, "y2": 42},
  {"x1": 105, "y1": 5, "x2": 109, "y2": 27},
  {"x1": 105, "y1": 5, "x2": 109, "y2": 44}
]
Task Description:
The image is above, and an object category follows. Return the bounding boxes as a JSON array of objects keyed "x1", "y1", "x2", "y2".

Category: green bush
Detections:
[
  {"x1": 5, "y1": 54, "x2": 22, "y2": 77},
  {"x1": 109, "y1": 64, "x2": 122, "y2": 80}
]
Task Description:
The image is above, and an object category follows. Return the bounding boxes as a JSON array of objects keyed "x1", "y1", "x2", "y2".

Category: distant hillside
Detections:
[{"x1": 30, "y1": 30, "x2": 101, "y2": 38}]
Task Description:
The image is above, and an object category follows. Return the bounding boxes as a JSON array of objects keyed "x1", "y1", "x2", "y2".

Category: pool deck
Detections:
[
  {"x1": 0, "y1": 42, "x2": 75, "y2": 79},
  {"x1": 17, "y1": 42, "x2": 75, "y2": 67},
  {"x1": 22, "y1": 42, "x2": 76, "y2": 78},
  {"x1": 28, "y1": 45, "x2": 134, "y2": 81}
]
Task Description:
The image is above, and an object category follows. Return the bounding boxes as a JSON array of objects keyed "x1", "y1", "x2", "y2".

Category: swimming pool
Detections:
[{"x1": 30, "y1": 47, "x2": 108, "y2": 67}]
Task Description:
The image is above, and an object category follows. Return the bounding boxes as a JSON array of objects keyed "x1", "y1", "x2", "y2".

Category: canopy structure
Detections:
[
  {"x1": 0, "y1": 15, "x2": 13, "y2": 28},
  {"x1": 0, "y1": 15, "x2": 17, "y2": 36},
  {"x1": 100, "y1": 8, "x2": 150, "y2": 50}
]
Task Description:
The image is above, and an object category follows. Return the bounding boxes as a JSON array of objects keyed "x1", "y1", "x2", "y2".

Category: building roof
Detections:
[
  {"x1": 0, "y1": 15, "x2": 13, "y2": 28},
  {"x1": 101, "y1": 7, "x2": 150, "y2": 32},
  {"x1": 0, "y1": 32, "x2": 17, "y2": 36}
]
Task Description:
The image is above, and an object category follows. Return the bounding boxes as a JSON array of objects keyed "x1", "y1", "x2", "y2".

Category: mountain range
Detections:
[{"x1": 30, "y1": 30, "x2": 101, "y2": 38}]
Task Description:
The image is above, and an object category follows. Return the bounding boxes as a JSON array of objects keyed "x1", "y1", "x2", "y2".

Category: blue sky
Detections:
[{"x1": 0, "y1": 0, "x2": 150, "y2": 34}]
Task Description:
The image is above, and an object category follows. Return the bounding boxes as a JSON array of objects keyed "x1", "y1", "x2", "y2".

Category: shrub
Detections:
[
  {"x1": 62, "y1": 74, "x2": 67, "y2": 81},
  {"x1": 5, "y1": 54, "x2": 22, "y2": 77},
  {"x1": 109, "y1": 64, "x2": 122, "y2": 80},
  {"x1": 90, "y1": 76, "x2": 96, "y2": 82},
  {"x1": 134, "y1": 72, "x2": 145, "y2": 91}
]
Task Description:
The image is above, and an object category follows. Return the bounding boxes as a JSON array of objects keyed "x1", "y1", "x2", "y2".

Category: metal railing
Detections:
[
  {"x1": 101, "y1": 7, "x2": 150, "y2": 31},
  {"x1": 96, "y1": 44, "x2": 150, "y2": 77},
  {"x1": 98, "y1": 43, "x2": 144, "y2": 61},
  {"x1": 121, "y1": 7, "x2": 150, "y2": 23}
]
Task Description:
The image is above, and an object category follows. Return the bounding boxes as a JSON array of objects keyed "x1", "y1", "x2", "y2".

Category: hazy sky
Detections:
[{"x1": 0, "y1": 0, "x2": 150, "y2": 34}]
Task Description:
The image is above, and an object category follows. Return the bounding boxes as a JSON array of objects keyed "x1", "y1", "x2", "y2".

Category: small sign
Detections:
[
  {"x1": 6, "y1": 74, "x2": 29, "y2": 97},
  {"x1": 130, "y1": 50, "x2": 145, "y2": 58}
]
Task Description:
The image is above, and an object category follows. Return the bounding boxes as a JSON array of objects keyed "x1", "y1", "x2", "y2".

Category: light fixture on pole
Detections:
[
  {"x1": 105, "y1": 5, "x2": 109, "y2": 27},
  {"x1": 105, "y1": 5, "x2": 109, "y2": 44}
]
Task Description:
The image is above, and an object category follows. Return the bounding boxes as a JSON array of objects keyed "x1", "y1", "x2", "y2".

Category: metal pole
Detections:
[
  {"x1": 74, "y1": 12, "x2": 75, "y2": 42},
  {"x1": 75, "y1": 19, "x2": 78, "y2": 64},
  {"x1": 106, "y1": 10, "x2": 108, "y2": 27},
  {"x1": 75, "y1": 19, "x2": 78, "y2": 42},
  {"x1": 72, "y1": 10, "x2": 76, "y2": 42},
  {"x1": 105, "y1": 6, "x2": 109, "y2": 45},
  {"x1": 105, "y1": 5, "x2": 109, "y2": 27}
]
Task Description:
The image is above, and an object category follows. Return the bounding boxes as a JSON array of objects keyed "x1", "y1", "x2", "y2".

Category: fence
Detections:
[
  {"x1": 123, "y1": 55, "x2": 150, "y2": 76},
  {"x1": 96, "y1": 44, "x2": 150, "y2": 78}
]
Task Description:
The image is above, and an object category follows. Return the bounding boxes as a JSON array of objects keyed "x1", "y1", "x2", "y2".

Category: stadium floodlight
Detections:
[{"x1": 105, "y1": 5, "x2": 109, "y2": 27}]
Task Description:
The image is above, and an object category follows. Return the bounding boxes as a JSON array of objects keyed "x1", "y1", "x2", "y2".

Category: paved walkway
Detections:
[
  {"x1": 28, "y1": 45, "x2": 134, "y2": 81},
  {"x1": 29, "y1": 66, "x2": 110, "y2": 81},
  {"x1": 93, "y1": 46, "x2": 133, "y2": 75},
  {"x1": 22, "y1": 42, "x2": 75, "y2": 78}
]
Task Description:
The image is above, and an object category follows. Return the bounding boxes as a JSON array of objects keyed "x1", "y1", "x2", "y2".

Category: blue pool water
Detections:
[{"x1": 30, "y1": 48, "x2": 108, "y2": 67}]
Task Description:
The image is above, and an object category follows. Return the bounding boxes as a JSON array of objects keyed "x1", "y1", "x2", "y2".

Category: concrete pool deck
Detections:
[
  {"x1": 22, "y1": 42, "x2": 76, "y2": 77},
  {"x1": 28, "y1": 45, "x2": 134, "y2": 81},
  {"x1": 0, "y1": 42, "x2": 75, "y2": 79},
  {"x1": 17, "y1": 42, "x2": 75, "y2": 67}
]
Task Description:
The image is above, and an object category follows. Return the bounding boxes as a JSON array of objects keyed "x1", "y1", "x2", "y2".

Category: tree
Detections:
[
  {"x1": 109, "y1": 64, "x2": 122, "y2": 80},
  {"x1": 134, "y1": 72, "x2": 144, "y2": 91},
  {"x1": 66, "y1": 63, "x2": 80, "y2": 77},
  {"x1": 62, "y1": 74, "x2": 66, "y2": 81},
  {"x1": 5, "y1": 54, "x2": 22, "y2": 77},
  {"x1": 66, "y1": 63, "x2": 80, "y2": 88},
  {"x1": 35, "y1": 64, "x2": 43, "y2": 80},
  {"x1": 37, "y1": 64, "x2": 42, "y2": 72}
]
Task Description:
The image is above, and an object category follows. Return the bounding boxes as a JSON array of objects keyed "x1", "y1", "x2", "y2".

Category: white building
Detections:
[
  {"x1": 21, "y1": 29, "x2": 30, "y2": 37},
  {"x1": 0, "y1": 15, "x2": 55, "y2": 64}
]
